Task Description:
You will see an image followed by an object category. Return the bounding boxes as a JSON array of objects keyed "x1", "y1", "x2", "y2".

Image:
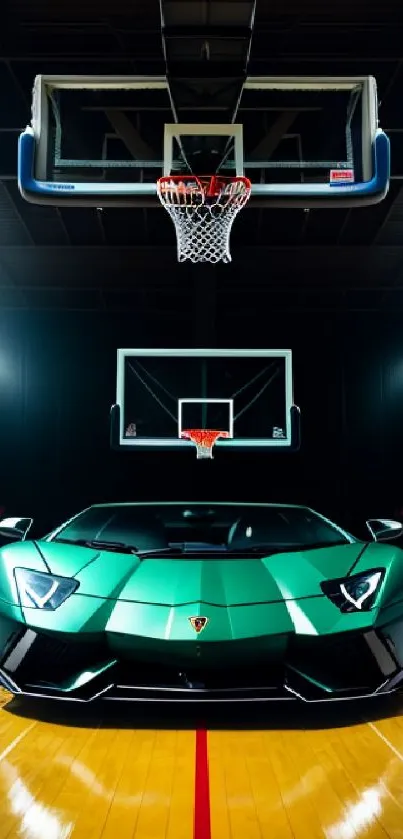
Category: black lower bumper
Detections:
[{"x1": 1, "y1": 625, "x2": 403, "y2": 703}]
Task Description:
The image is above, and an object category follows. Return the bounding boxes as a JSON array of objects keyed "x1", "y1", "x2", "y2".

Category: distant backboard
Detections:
[
  {"x1": 110, "y1": 349, "x2": 300, "y2": 451},
  {"x1": 19, "y1": 75, "x2": 389, "y2": 209}
]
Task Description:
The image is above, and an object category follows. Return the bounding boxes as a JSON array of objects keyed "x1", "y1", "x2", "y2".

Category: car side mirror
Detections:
[
  {"x1": 0, "y1": 517, "x2": 33, "y2": 545},
  {"x1": 366, "y1": 518, "x2": 403, "y2": 542}
]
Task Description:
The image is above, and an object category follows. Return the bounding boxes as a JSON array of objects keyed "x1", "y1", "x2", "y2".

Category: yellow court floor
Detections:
[{"x1": 1, "y1": 687, "x2": 403, "y2": 839}]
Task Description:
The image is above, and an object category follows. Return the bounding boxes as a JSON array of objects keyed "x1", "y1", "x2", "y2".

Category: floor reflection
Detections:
[
  {"x1": 1, "y1": 758, "x2": 74, "y2": 839},
  {"x1": 0, "y1": 690, "x2": 402, "y2": 838}
]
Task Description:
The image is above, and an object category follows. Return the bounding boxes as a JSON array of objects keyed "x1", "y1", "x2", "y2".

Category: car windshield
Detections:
[{"x1": 50, "y1": 504, "x2": 354, "y2": 556}]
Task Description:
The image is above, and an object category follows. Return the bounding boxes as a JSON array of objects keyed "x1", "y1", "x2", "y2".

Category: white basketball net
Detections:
[
  {"x1": 181, "y1": 429, "x2": 230, "y2": 459},
  {"x1": 157, "y1": 175, "x2": 251, "y2": 264}
]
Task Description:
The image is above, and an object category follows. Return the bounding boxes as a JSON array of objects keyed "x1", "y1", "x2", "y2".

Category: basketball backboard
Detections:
[
  {"x1": 110, "y1": 349, "x2": 300, "y2": 451},
  {"x1": 19, "y1": 74, "x2": 389, "y2": 210}
]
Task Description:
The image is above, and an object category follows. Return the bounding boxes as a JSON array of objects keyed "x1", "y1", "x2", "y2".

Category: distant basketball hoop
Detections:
[
  {"x1": 156, "y1": 174, "x2": 251, "y2": 264},
  {"x1": 181, "y1": 429, "x2": 230, "y2": 459}
]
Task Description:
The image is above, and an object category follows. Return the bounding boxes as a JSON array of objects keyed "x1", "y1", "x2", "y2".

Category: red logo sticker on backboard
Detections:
[{"x1": 330, "y1": 169, "x2": 354, "y2": 184}]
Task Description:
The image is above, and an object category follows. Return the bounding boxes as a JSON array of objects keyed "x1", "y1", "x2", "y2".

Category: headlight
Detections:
[
  {"x1": 321, "y1": 569, "x2": 384, "y2": 613},
  {"x1": 14, "y1": 568, "x2": 78, "y2": 610}
]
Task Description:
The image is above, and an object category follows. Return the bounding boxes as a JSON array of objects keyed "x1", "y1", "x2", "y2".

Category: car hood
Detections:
[{"x1": 4, "y1": 539, "x2": 386, "y2": 604}]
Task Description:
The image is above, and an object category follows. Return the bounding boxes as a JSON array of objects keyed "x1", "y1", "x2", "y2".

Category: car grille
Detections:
[{"x1": 2, "y1": 631, "x2": 107, "y2": 688}]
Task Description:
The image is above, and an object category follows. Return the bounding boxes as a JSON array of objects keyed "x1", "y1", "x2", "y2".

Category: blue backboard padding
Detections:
[{"x1": 18, "y1": 129, "x2": 390, "y2": 206}]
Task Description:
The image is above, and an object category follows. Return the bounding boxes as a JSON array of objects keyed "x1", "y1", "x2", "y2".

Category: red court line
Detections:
[{"x1": 194, "y1": 729, "x2": 211, "y2": 839}]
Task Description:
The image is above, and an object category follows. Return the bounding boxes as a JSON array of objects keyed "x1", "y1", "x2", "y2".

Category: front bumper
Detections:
[{"x1": 1, "y1": 624, "x2": 403, "y2": 703}]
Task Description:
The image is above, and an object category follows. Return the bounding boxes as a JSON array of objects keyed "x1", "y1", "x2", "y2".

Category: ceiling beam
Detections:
[
  {"x1": 1, "y1": 56, "x2": 403, "y2": 67},
  {"x1": 250, "y1": 111, "x2": 299, "y2": 160},
  {"x1": 163, "y1": 25, "x2": 253, "y2": 39},
  {"x1": 104, "y1": 109, "x2": 156, "y2": 160}
]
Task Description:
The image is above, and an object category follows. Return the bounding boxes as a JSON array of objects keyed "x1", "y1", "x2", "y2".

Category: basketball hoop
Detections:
[
  {"x1": 156, "y1": 175, "x2": 251, "y2": 264},
  {"x1": 181, "y1": 428, "x2": 230, "y2": 459}
]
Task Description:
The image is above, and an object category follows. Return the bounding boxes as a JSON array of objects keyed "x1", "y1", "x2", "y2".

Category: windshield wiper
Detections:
[
  {"x1": 136, "y1": 546, "x2": 184, "y2": 557},
  {"x1": 86, "y1": 539, "x2": 140, "y2": 553},
  {"x1": 52, "y1": 538, "x2": 186, "y2": 556},
  {"x1": 53, "y1": 537, "x2": 139, "y2": 554}
]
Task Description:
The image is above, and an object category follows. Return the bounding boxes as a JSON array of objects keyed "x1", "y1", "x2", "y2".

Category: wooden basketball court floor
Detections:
[{"x1": 1, "y1": 688, "x2": 403, "y2": 839}]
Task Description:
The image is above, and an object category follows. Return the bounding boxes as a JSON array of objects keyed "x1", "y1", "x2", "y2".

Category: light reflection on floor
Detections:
[{"x1": 0, "y1": 690, "x2": 402, "y2": 838}]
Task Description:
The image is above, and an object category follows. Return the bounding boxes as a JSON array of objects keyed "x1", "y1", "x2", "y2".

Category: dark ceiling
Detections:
[{"x1": 1, "y1": 0, "x2": 403, "y2": 311}]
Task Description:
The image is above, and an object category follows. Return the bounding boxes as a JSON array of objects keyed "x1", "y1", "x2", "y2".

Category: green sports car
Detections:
[{"x1": 0, "y1": 502, "x2": 403, "y2": 703}]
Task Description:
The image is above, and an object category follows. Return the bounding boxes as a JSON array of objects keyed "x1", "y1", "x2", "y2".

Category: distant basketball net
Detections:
[
  {"x1": 181, "y1": 429, "x2": 230, "y2": 459},
  {"x1": 156, "y1": 175, "x2": 251, "y2": 264}
]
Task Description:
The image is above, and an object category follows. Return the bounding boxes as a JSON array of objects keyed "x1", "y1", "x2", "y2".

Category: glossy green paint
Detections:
[
  {"x1": 0, "y1": 536, "x2": 402, "y2": 668},
  {"x1": 60, "y1": 660, "x2": 118, "y2": 692},
  {"x1": 0, "y1": 540, "x2": 371, "y2": 605}
]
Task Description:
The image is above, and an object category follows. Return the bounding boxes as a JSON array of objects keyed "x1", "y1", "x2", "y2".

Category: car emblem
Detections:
[{"x1": 189, "y1": 616, "x2": 208, "y2": 634}]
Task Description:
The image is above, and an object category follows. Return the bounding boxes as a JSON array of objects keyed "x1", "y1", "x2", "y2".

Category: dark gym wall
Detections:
[{"x1": 1, "y1": 301, "x2": 403, "y2": 535}]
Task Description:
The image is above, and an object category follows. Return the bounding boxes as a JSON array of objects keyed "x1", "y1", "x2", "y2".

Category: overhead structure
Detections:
[{"x1": 18, "y1": 74, "x2": 390, "y2": 211}]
